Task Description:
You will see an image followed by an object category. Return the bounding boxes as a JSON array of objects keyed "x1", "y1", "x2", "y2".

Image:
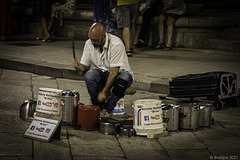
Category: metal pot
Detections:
[
  {"x1": 99, "y1": 119, "x2": 121, "y2": 135},
  {"x1": 120, "y1": 126, "x2": 136, "y2": 138},
  {"x1": 19, "y1": 100, "x2": 37, "y2": 120}
]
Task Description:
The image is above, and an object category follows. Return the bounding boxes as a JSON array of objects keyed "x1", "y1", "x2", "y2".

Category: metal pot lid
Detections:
[
  {"x1": 162, "y1": 103, "x2": 179, "y2": 110},
  {"x1": 71, "y1": 90, "x2": 79, "y2": 96},
  {"x1": 61, "y1": 90, "x2": 74, "y2": 96}
]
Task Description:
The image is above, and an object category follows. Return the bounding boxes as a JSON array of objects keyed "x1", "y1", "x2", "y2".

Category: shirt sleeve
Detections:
[
  {"x1": 80, "y1": 40, "x2": 92, "y2": 67},
  {"x1": 110, "y1": 43, "x2": 125, "y2": 68}
]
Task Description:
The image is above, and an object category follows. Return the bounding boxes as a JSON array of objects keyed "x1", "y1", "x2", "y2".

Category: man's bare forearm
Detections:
[{"x1": 102, "y1": 67, "x2": 119, "y2": 94}]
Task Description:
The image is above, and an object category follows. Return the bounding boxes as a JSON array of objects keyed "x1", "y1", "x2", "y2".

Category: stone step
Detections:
[
  {"x1": 203, "y1": 38, "x2": 240, "y2": 51},
  {"x1": 27, "y1": 21, "x2": 93, "y2": 39},
  {"x1": 222, "y1": 28, "x2": 240, "y2": 40}
]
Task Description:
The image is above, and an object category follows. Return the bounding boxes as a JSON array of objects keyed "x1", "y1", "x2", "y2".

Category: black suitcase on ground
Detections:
[{"x1": 169, "y1": 72, "x2": 239, "y2": 109}]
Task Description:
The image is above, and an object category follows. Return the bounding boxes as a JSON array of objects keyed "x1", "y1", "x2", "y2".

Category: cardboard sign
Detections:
[
  {"x1": 36, "y1": 88, "x2": 62, "y2": 116},
  {"x1": 24, "y1": 113, "x2": 61, "y2": 142}
]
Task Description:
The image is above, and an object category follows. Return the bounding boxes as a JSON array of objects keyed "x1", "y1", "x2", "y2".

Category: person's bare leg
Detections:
[
  {"x1": 156, "y1": 14, "x2": 166, "y2": 48},
  {"x1": 123, "y1": 27, "x2": 131, "y2": 55},
  {"x1": 41, "y1": 16, "x2": 50, "y2": 40},
  {"x1": 130, "y1": 27, "x2": 135, "y2": 50},
  {"x1": 166, "y1": 17, "x2": 175, "y2": 48}
]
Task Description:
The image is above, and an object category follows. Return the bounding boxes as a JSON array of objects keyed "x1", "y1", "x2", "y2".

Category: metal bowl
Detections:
[{"x1": 19, "y1": 100, "x2": 37, "y2": 120}]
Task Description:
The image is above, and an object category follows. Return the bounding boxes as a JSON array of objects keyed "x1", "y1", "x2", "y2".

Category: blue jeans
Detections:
[{"x1": 84, "y1": 69, "x2": 133, "y2": 113}]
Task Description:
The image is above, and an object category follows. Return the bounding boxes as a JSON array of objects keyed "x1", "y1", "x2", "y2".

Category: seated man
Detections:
[
  {"x1": 72, "y1": 23, "x2": 134, "y2": 117},
  {"x1": 135, "y1": 0, "x2": 164, "y2": 48}
]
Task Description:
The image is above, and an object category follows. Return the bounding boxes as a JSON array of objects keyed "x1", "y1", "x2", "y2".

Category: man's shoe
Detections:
[
  {"x1": 135, "y1": 40, "x2": 144, "y2": 48},
  {"x1": 125, "y1": 86, "x2": 136, "y2": 95}
]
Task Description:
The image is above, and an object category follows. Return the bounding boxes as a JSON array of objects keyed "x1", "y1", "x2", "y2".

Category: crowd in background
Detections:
[{"x1": 0, "y1": 0, "x2": 186, "y2": 55}]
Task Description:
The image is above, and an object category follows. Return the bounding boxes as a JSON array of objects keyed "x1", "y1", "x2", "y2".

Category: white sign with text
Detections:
[{"x1": 24, "y1": 116, "x2": 59, "y2": 142}]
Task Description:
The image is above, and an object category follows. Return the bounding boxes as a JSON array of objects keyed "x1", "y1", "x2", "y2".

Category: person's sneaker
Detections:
[
  {"x1": 135, "y1": 39, "x2": 144, "y2": 48},
  {"x1": 100, "y1": 109, "x2": 110, "y2": 118},
  {"x1": 125, "y1": 86, "x2": 136, "y2": 95}
]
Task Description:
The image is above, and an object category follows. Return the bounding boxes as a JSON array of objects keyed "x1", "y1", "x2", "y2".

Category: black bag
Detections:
[{"x1": 169, "y1": 72, "x2": 238, "y2": 99}]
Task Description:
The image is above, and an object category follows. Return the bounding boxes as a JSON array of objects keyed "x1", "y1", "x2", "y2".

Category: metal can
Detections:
[
  {"x1": 179, "y1": 102, "x2": 199, "y2": 131},
  {"x1": 198, "y1": 102, "x2": 212, "y2": 128},
  {"x1": 162, "y1": 103, "x2": 180, "y2": 132},
  {"x1": 61, "y1": 90, "x2": 74, "y2": 126},
  {"x1": 72, "y1": 90, "x2": 80, "y2": 126}
]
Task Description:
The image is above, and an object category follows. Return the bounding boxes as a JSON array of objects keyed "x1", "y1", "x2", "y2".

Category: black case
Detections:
[{"x1": 169, "y1": 72, "x2": 238, "y2": 99}]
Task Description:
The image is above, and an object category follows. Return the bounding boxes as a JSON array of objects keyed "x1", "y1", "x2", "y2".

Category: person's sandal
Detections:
[
  {"x1": 42, "y1": 34, "x2": 51, "y2": 42},
  {"x1": 155, "y1": 43, "x2": 165, "y2": 49},
  {"x1": 163, "y1": 46, "x2": 172, "y2": 51},
  {"x1": 35, "y1": 35, "x2": 44, "y2": 40},
  {"x1": 126, "y1": 51, "x2": 133, "y2": 57}
]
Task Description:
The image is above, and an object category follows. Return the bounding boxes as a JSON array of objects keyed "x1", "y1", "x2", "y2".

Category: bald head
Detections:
[
  {"x1": 88, "y1": 23, "x2": 106, "y2": 48},
  {"x1": 89, "y1": 23, "x2": 106, "y2": 39}
]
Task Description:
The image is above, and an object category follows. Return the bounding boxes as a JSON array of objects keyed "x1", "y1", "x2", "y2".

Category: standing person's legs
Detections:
[
  {"x1": 136, "y1": 7, "x2": 158, "y2": 47},
  {"x1": 165, "y1": 17, "x2": 175, "y2": 49},
  {"x1": 116, "y1": 5, "x2": 132, "y2": 56},
  {"x1": 155, "y1": 14, "x2": 166, "y2": 49},
  {"x1": 106, "y1": 72, "x2": 133, "y2": 113},
  {"x1": 129, "y1": 2, "x2": 139, "y2": 51}
]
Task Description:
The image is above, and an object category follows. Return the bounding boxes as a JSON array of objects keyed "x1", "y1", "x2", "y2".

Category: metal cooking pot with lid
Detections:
[
  {"x1": 19, "y1": 100, "x2": 37, "y2": 120},
  {"x1": 99, "y1": 118, "x2": 121, "y2": 135}
]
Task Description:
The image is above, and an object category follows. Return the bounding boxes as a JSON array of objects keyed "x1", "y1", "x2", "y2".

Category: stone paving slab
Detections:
[
  {"x1": 71, "y1": 144, "x2": 125, "y2": 158},
  {"x1": 73, "y1": 157, "x2": 126, "y2": 160},
  {"x1": 158, "y1": 132, "x2": 206, "y2": 150},
  {"x1": 0, "y1": 133, "x2": 32, "y2": 157},
  {"x1": 34, "y1": 139, "x2": 71, "y2": 160},
  {"x1": 118, "y1": 136, "x2": 169, "y2": 160},
  {"x1": 68, "y1": 129, "x2": 119, "y2": 145},
  {"x1": 167, "y1": 149, "x2": 212, "y2": 160}
]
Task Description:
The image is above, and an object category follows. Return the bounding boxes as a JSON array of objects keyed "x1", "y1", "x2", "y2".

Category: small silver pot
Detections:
[
  {"x1": 120, "y1": 126, "x2": 136, "y2": 138},
  {"x1": 19, "y1": 100, "x2": 37, "y2": 120}
]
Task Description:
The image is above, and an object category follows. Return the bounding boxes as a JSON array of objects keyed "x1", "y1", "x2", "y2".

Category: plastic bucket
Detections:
[
  {"x1": 112, "y1": 97, "x2": 125, "y2": 115},
  {"x1": 199, "y1": 102, "x2": 212, "y2": 128},
  {"x1": 36, "y1": 88, "x2": 62, "y2": 115},
  {"x1": 179, "y1": 102, "x2": 199, "y2": 131},
  {"x1": 133, "y1": 99, "x2": 163, "y2": 136},
  {"x1": 162, "y1": 103, "x2": 180, "y2": 132}
]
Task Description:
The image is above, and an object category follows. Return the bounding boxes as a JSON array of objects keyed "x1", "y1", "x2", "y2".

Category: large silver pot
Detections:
[
  {"x1": 19, "y1": 100, "x2": 37, "y2": 120},
  {"x1": 162, "y1": 103, "x2": 180, "y2": 132},
  {"x1": 99, "y1": 119, "x2": 121, "y2": 135},
  {"x1": 179, "y1": 102, "x2": 199, "y2": 131}
]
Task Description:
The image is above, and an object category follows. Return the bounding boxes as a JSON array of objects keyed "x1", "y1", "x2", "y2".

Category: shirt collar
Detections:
[{"x1": 103, "y1": 33, "x2": 109, "y2": 49}]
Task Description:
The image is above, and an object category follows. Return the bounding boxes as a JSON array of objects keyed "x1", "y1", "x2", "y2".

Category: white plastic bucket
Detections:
[
  {"x1": 112, "y1": 98, "x2": 125, "y2": 115},
  {"x1": 133, "y1": 99, "x2": 163, "y2": 136},
  {"x1": 36, "y1": 88, "x2": 62, "y2": 115}
]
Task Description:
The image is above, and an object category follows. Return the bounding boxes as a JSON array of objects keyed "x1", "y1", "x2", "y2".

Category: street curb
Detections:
[{"x1": 0, "y1": 58, "x2": 169, "y2": 94}]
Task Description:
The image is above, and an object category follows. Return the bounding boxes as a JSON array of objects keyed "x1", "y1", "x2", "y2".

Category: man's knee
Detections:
[
  {"x1": 84, "y1": 69, "x2": 99, "y2": 81},
  {"x1": 166, "y1": 17, "x2": 175, "y2": 25},
  {"x1": 159, "y1": 15, "x2": 166, "y2": 23},
  {"x1": 112, "y1": 78, "x2": 129, "y2": 98}
]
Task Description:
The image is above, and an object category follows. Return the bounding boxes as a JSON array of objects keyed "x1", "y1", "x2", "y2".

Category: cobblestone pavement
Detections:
[{"x1": 0, "y1": 69, "x2": 240, "y2": 160}]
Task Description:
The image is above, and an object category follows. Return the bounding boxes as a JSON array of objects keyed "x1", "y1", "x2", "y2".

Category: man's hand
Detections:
[
  {"x1": 98, "y1": 91, "x2": 107, "y2": 102},
  {"x1": 72, "y1": 58, "x2": 80, "y2": 69}
]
